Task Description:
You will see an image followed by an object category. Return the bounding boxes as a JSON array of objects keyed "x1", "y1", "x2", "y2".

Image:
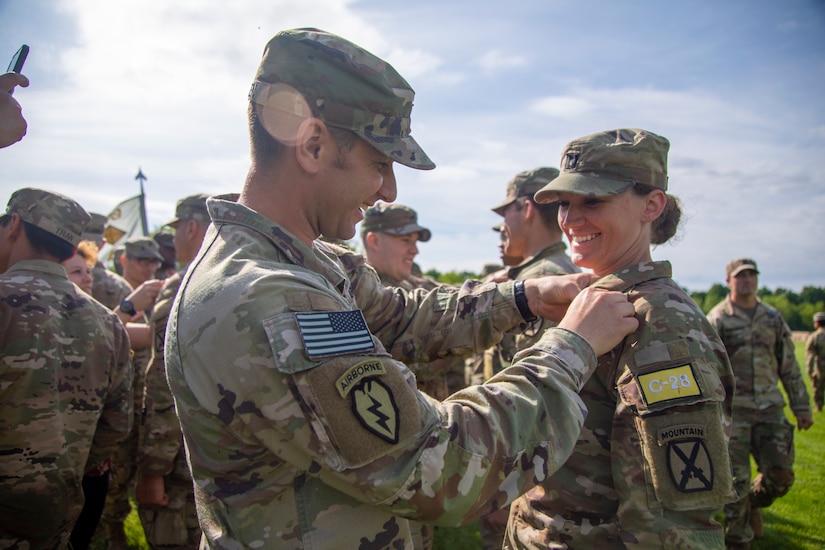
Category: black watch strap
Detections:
[
  {"x1": 514, "y1": 280, "x2": 537, "y2": 322},
  {"x1": 120, "y1": 299, "x2": 137, "y2": 316}
]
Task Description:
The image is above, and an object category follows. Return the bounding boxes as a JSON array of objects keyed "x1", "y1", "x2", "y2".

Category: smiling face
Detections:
[
  {"x1": 63, "y1": 252, "x2": 93, "y2": 295},
  {"x1": 316, "y1": 136, "x2": 398, "y2": 242},
  {"x1": 366, "y1": 231, "x2": 420, "y2": 282},
  {"x1": 556, "y1": 190, "x2": 657, "y2": 276}
]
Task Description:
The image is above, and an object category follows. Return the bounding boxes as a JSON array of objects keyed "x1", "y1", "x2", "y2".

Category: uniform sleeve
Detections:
[
  {"x1": 342, "y1": 254, "x2": 524, "y2": 364},
  {"x1": 138, "y1": 283, "x2": 181, "y2": 476},
  {"x1": 270, "y1": 321, "x2": 598, "y2": 525},
  {"x1": 87, "y1": 317, "x2": 134, "y2": 470},
  {"x1": 610, "y1": 296, "x2": 735, "y2": 546},
  {"x1": 776, "y1": 315, "x2": 812, "y2": 415}
]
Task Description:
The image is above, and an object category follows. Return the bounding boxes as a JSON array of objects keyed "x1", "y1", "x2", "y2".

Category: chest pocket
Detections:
[{"x1": 617, "y1": 340, "x2": 734, "y2": 511}]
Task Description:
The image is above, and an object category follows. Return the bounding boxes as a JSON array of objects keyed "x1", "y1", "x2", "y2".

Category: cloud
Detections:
[{"x1": 476, "y1": 49, "x2": 529, "y2": 74}]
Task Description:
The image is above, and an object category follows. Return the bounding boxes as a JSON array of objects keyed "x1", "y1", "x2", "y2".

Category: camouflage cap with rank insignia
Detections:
[
  {"x1": 491, "y1": 166, "x2": 560, "y2": 215},
  {"x1": 249, "y1": 28, "x2": 435, "y2": 171},
  {"x1": 5, "y1": 187, "x2": 91, "y2": 247},
  {"x1": 534, "y1": 128, "x2": 669, "y2": 204},
  {"x1": 360, "y1": 203, "x2": 431, "y2": 241},
  {"x1": 165, "y1": 193, "x2": 210, "y2": 227}
]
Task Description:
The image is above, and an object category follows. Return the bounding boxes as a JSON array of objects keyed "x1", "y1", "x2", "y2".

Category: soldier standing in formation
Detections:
[
  {"x1": 806, "y1": 311, "x2": 825, "y2": 413},
  {"x1": 708, "y1": 258, "x2": 814, "y2": 549}
]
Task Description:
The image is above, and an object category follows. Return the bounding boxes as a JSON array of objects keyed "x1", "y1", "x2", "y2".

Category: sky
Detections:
[{"x1": 1, "y1": 0, "x2": 824, "y2": 292}]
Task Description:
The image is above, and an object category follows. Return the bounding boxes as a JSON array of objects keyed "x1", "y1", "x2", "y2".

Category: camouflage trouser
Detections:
[
  {"x1": 810, "y1": 365, "x2": 824, "y2": 410},
  {"x1": 724, "y1": 406, "x2": 795, "y2": 544},
  {"x1": 137, "y1": 481, "x2": 200, "y2": 549},
  {"x1": 101, "y1": 421, "x2": 139, "y2": 524}
]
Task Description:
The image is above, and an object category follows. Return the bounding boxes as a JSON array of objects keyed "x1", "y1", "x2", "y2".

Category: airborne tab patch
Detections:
[
  {"x1": 637, "y1": 363, "x2": 701, "y2": 406},
  {"x1": 336, "y1": 360, "x2": 387, "y2": 398},
  {"x1": 295, "y1": 310, "x2": 375, "y2": 359}
]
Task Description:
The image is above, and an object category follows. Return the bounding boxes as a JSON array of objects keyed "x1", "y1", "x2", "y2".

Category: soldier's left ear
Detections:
[{"x1": 640, "y1": 189, "x2": 667, "y2": 223}]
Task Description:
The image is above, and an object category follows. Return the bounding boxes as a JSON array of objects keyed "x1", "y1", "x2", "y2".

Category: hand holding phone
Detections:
[{"x1": 6, "y1": 45, "x2": 29, "y2": 95}]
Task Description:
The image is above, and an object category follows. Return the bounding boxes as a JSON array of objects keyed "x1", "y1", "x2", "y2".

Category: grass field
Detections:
[{"x1": 100, "y1": 343, "x2": 823, "y2": 549}]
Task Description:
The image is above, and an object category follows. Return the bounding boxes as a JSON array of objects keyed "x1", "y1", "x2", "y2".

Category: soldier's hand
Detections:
[
  {"x1": 127, "y1": 279, "x2": 164, "y2": 312},
  {"x1": 557, "y1": 286, "x2": 638, "y2": 356},
  {"x1": 524, "y1": 273, "x2": 600, "y2": 323},
  {"x1": 0, "y1": 72, "x2": 29, "y2": 149},
  {"x1": 136, "y1": 472, "x2": 169, "y2": 507},
  {"x1": 797, "y1": 413, "x2": 814, "y2": 431}
]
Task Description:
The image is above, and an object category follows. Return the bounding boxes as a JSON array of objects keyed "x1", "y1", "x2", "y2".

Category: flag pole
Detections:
[{"x1": 135, "y1": 168, "x2": 149, "y2": 236}]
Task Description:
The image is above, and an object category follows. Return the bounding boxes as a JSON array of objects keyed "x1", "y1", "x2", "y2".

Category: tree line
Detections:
[{"x1": 425, "y1": 268, "x2": 825, "y2": 332}]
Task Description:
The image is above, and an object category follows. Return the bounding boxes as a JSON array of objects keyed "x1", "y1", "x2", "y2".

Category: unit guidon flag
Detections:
[{"x1": 295, "y1": 310, "x2": 375, "y2": 358}]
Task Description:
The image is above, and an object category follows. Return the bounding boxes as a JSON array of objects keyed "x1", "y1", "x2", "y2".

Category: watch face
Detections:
[{"x1": 121, "y1": 300, "x2": 135, "y2": 314}]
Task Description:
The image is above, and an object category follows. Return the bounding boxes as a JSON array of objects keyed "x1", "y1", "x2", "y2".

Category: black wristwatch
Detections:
[{"x1": 120, "y1": 299, "x2": 137, "y2": 316}]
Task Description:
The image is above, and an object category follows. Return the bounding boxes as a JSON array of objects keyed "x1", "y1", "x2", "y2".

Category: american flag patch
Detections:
[{"x1": 295, "y1": 310, "x2": 375, "y2": 358}]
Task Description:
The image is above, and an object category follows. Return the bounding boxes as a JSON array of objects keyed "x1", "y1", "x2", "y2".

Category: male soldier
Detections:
[
  {"x1": 136, "y1": 194, "x2": 213, "y2": 549},
  {"x1": 361, "y1": 202, "x2": 465, "y2": 398},
  {"x1": 163, "y1": 28, "x2": 638, "y2": 549},
  {"x1": 708, "y1": 258, "x2": 814, "y2": 549},
  {"x1": 806, "y1": 312, "x2": 825, "y2": 412},
  {"x1": 360, "y1": 202, "x2": 465, "y2": 549},
  {"x1": 102, "y1": 236, "x2": 164, "y2": 549},
  {"x1": 0, "y1": 188, "x2": 133, "y2": 548},
  {"x1": 82, "y1": 212, "x2": 133, "y2": 310},
  {"x1": 478, "y1": 167, "x2": 580, "y2": 549},
  {"x1": 153, "y1": 231, "x2": 177, "y2": 279}
]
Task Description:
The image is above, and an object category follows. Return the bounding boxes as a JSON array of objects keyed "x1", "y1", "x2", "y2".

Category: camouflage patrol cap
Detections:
[
  {"x1": 165, "y1": 193, "x2": 210, "y2": 226},
  {"x1": 492, "y1": 167, "x2": 560, "y2": 215},
  {"x1": 249, "y1": 28, "x2": 434, "y2": 170},
  {"x1": 726, "y1": 257, "x2": 759, "y2": 278},
  {"x1": 123, "y1": 236, "x2": 164, "y2": 261},
  {"x1": 813, "y1": 312, "x2": 825, "y2": 323},
  {"x1": 81, "y1": 212, "x2": 108, "y2": 242},
  {"x1": 534, "y1": 128, "x2": 669, "y2": 203},
  {"x1": 361, "y1": 203, "x2": 431, "y2": 241},
  {"x1": 5, "y1": 187, "x2": 90, "y2": 247}
]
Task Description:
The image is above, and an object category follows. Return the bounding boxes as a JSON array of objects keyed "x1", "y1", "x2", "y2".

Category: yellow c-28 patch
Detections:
[{"x1": 637, "y1": 363, "x2": 701, "y2": 406}]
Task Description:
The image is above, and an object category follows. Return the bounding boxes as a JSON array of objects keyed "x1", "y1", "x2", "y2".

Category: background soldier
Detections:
[
  {"x1": 805, "y1": 312, "x2": 825, "y2": 412},
  {"x1": 708, "y1": 257, "x2": 814, "y2": 549},
  {"x1": 136, "y1": 194, "x2": 213, "y2": 549},
  {"x1": 103, "y1": 236, "x2": 164, "y2": 549},
  {"x1": 361, "y1": 202, "x2": 465, "y2": 549},
  {"x1": 82, "y1": 212, "x2": 133, "y2": 310},
  {"x1": 0, "y1": 188, "x2": 133, "y2": 548}
]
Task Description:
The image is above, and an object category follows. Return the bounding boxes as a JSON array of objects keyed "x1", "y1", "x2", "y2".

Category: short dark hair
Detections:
[
  {"x1": 1, "y1": 214, "x2": 76, "y2": 261},
  {"x1": 514, "y1": 196, "x2": 562, "y2": 233}
]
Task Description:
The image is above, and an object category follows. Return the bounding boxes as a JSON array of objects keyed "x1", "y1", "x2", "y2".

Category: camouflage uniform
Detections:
[
  {"x1": 707, "y1": 294, "x2": 812, "y2": 544},
  {"x1": 91, "y1": 261, "x2": 132, "y2": 310},
  {"x1": 506, "y1": 261, "x2": 735, "y2": 548},
  {"x1": 165, "y1": 195, "x2": 600, "y2": 549},
  {"x1": 481, "y1": 242, "x2": 580, "y2": 381},
  {"x1": 102, "y1": 237, "x2": 163, "y2": 539},
  {"x1": 137, "y1": 194, "x2": 212, "y2": 549},
  {"x1": 82, "y1": 211, "x2": 134, "y2": 310},
  {"x1": 0, "y1": 189, "x2": 134, "y2": 548},
  {"x1": 805, "y1": 312, "x2": 825, "y2": 411},
  {"x1": 137, "y1": 272, "x2": 200, "y2": 549}
]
